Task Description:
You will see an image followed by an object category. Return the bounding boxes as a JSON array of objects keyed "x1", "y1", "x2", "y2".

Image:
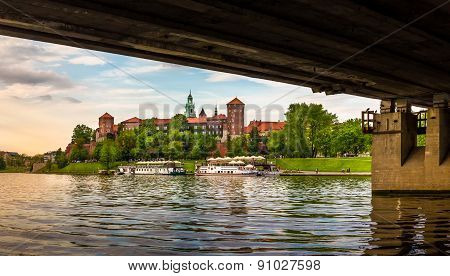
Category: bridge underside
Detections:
[{"x1": 0, "y1": 0, "x2": 450, "y2": 106}]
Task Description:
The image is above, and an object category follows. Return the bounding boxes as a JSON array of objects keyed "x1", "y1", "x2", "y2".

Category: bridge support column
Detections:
[{"x1": 371, "y1": 97, "x2": 450, "y2": 193}]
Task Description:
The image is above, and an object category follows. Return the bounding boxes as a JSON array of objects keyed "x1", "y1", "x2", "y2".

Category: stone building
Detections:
[
  {"x1": 120, "y1": 117, "x2": 142, "y2": 131},
  {"x1": 226, "y1": 97, "x2": 245, "y2": 137},
  {"x1": 95, "y1": 112, "x2": 118, "y2": 142},
  {"x1": 244, "y1": 120, "x2": 286, "y2": 136}
]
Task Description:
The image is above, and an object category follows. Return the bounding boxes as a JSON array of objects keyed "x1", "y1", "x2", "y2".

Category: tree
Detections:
[
  {"x1": 0, "y1": 157, "x2": 6, "y2": 170},
  {"x1": 162, "y1": 140, "x2": 183, "y2": 160},
  {"x1": 93, "y1": 142, "x2": 103, "y2": 160},
  {"x1": 248, "y1": 126, "x2": 260, "y2": 155},
  {"x1": 71, "y1": 124, "x2": 93, "y2": 144},
  {"x1": 55, "y1": 148, "x2": 68, "y2": 168},
  {"x1": 228, "y1": 135, "x2": 248, "y2": 157},
  {"x1": 69, "y1": 146, "x2": 88, "y2": 161},
  {"x1": 304, "y1": 104, "x2": 337, "y2": 157},
  {"x1": 169, "y1": 114, "x2": 188, "y2": 131},
  {"x1": 100, "y1": 140, "x2": 118, "y2": 170},
  {"x1": 284, "y1": 103, "x2": 310, "y2": 157},
  {"x1": 315, "y1": 126, "x2": 335, "y2": 157},
  {"x1": 267, "y1": 130, "x2": 285, "y2": 157},
  {"x1": 117, "y1": 130, "x2": 137, "y2": 160},
  {"x1": 333, "y1": 119, "x2": 371, "y2": 156}
]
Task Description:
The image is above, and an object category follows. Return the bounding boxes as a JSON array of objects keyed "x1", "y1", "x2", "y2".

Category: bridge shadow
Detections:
[{"x1": 365, "y1": 195, "x2": 450, "y2": 255}]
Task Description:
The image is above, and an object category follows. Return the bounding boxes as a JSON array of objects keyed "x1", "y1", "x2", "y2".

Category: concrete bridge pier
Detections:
[{"x1": 371, "y1": 95, "x2": 449, "y2": 193}]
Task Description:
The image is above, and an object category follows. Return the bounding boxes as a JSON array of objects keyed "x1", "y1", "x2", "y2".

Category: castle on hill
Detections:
[{"x1": 66, "y1": 91, "x2": 285, "y2": 157}]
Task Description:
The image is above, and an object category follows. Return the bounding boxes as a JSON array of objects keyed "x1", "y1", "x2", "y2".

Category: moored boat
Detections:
[
  {"x1": 195, "y1": 156, "x2": 278, "y2": 176},
  {"x1": 117, "y1": 161, "x2": 186, "y2": 175}
]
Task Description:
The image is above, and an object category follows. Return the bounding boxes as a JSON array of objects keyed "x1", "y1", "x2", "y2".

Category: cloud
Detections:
[
  {"x1": 0, "y1": 66, "x2": 73, "y2": 88},
  {"x1": 10, "y1": 93, "x2": 81, "y2": 104},
  {"x1": 68, "y1": 56, "x2": 106, "y2": 66},
  {"x1": 62, "y1": 96, "x2": 82, "y2": 103}
]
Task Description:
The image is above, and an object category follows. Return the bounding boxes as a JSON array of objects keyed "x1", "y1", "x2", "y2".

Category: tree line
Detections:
[{"x1": 66, "y1": 103, "x2": 371, "y2": 167}]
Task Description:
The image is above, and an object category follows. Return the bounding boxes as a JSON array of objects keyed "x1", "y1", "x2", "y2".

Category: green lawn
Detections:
[
  {"x1": 44, "y1": 160, "x2": 199, "y2": 175},
  {"x1": 274, "y1": 157, "x2": 371, "y2": 172},
  {"x1": 0, "y1": 166, "x2": 29, "y2": 173},
  {"x1": 182, "y1": 160, "x2": 198, "y2": 173},
  {"x1": 5, "y1": 158, "x2": 371, "y2": 174},
  {"x1": 47, "y1": 162, "x2": 130, "y2": 174}
]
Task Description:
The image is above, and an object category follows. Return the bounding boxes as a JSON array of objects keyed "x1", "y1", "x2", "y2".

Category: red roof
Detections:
[
  {"x1": 187, "y1": 117, "x2": 207, "y2": 124},
  {"x1": 212, "y1": 114, "x2": 227, "y2": 120},
  {"x1": 121, "y1": 117, "x2": 141, "y2": 124},
  {"x1": 244, "y1": 120, "x2": 286, "y2": 134},
  {"x1": 154, "y1": 118, "x2": 171, "y2": 125},
  {"x1": 227, "y1": 97, "x2": 244, "y2": 105},
  {"x1": 100, "y1": 112, "x2": 113, "y2": 119}
]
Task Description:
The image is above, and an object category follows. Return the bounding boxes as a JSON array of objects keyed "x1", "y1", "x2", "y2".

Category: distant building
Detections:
[
  {"x1": 95, "y1": 112, "x2": 118, "y2": 142},
  {"x1": 155, "y1": 118, "x2": 171, "y2": 131},
  {"x1": 120, "y1": 117, "x2": 142, "y2": 131},
  {"x1": 68, "y1": 91, "x2": 284, "y2": 159},
  {"x1": 43, "y1": 151, "x2": 57, "y2": 163},
  {"x1": 244, "y1": 120, "x2": 286, "y2": 136},
  {"x1": 226, "y1": 97, "x2": 245, "y2": 137}
]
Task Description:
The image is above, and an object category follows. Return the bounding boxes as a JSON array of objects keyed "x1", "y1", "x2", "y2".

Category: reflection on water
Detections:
[
  {"x1": 366, "y1": 196, "x2": 450, "y2": 255},
  {"x1": 0, "y1": 173, "x2": 448, "y2": 255}
]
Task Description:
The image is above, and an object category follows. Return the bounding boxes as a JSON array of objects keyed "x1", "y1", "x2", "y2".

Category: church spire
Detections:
[
  {"x1": 214, "y1": 104, "x2": 218, "y2": 116},
  {"x1": 185, "y1": 90, "x2": 196, "y2": 118}
]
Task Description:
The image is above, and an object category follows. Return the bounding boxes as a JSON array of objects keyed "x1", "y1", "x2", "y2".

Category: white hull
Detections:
[
  {"x1": 118, "y1": 163, "x2": 185, "y2": 175},
  {"x1": 195, "y1": 165, "x2": 257, "y2": 176}
]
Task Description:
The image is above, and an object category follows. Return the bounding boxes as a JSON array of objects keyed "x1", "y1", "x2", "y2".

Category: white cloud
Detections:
[{"x1": 68, "y1": 56, "x2": 106, "y2": 65}]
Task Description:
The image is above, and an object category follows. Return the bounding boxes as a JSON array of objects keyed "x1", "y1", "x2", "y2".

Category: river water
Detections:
[{"x1": 0, "y1": 173, "x2": 448, "y2": 255}]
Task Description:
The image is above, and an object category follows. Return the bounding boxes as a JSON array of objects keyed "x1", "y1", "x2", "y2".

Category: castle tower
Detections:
[
  {"x1": 226, "y1": 97, "x2": 245, "y2": 137},
  {"x1": 185, "y1": 90, "x2": 196, "y2": 118},
  {"x1": 97, "y1": 112, "x2": 114, "y2": 141},
  {"x1": 99, "y1": 112, "x2": 114, "y2": 136}
]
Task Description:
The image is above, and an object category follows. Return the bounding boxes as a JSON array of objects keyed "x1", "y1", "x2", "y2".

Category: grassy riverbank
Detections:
[
  {"x1": 0, "y1": 166, "x2": 29, "y2": 173},
  {"x1": 43, "y1": 160, "x2": 199, "y2": 175},
  {"x1": 274, "y1": 157, "x2": 371, "y2": 172},
  {"x1": 30, "y1": 157, "x2": 370, "y2": 175}
]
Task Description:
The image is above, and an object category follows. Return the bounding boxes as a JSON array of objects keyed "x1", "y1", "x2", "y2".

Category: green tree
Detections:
[
  {"x1": 55, "y1": 148, "x2": 68, "y2": 168},
  {"x1": 69, "y1": 146, "x2": 88, "y2": 161},
  {"x1": 100, "y1": 140, "x2": 118, "y2": 169},
  {"x1": 93, "y1": 142, "x2": 103, "y2": 160},
  {"x1": 71, "y1": 124, "x2": 93, "y2": 144},
  {"x1": 163, "y1": 140, "x2": 183, "y2": 160},
  {"x1": 228, "y1": 135, "x2": 248, "y2": 157},
  {"x1": 284, "y1": 103, "x2": 310, "y2": 157},
  {"x1": 0, "y1": 157, "x2": 6, "y2": 170},
  {"x1": 169, "y1": 114, "x2": 188, "y2": 131},
  {"x1": 305, "y1": 104, "x2": 337, "y2": 157},
  {"x1": 267, "y1": 130, "x2": 285, "y2": 157},
  {"x1": 333, "y1": 119, "x2": 371, "y2": 156},
  {"x1": 248, "y1": 126, "x2": 260, "y2": 155},
  {"x1": 315, "y1": 126, "x2": 335, "y2": 157},
  {"x1": 117, "y1": 130, "x2": 137, "y2": 160}
]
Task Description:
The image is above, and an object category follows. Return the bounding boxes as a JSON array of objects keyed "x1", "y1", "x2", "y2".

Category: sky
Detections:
[{"x1": 0, "y1": 35, "x2": 380, "y2": 155}]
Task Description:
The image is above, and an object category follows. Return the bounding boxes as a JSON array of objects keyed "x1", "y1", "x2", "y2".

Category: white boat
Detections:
[
  {"x1": 117, "y1": 161, "x2": 186, "y2": 175},
  {"x1": 195, "y1": 159, "x2": 258, "y2": 176}
]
